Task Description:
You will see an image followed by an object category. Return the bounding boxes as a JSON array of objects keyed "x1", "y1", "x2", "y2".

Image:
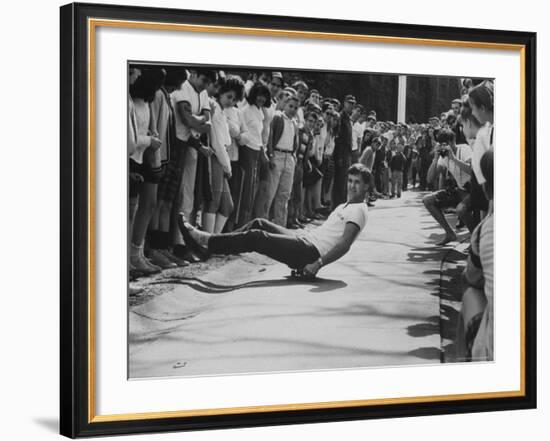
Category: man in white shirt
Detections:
[
  {"x1": 351, "y1": 105, "x2": 366, "y2": 163},
  {"x1": 178, "y1": 163, "x2": 371, "y2": 279},
  {"x1": 423, "y1": 129, "x2": 474, "y2": 245},
  {"x1": 171, "y1": 68, "x2": 217, "y2": 256}
]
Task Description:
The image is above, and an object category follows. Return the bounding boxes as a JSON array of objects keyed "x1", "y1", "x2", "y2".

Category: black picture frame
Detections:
[{"x1": 60, "y1": 2, "x2": 537, "y2": 438}]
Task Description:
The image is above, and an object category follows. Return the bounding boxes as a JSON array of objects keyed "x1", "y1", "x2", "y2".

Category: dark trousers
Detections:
[
  {"x1": 208, "y1": 218, "x2": 320, "y2": 269},
  {"x1": 239, "y1": 146, "x2": 261, "y2": 226},
  {"x1": 402, "y1": 159, "x2": 411, "y2": 191},
  {"x1": 332, "y1": 154, "x2": 352, "y2": 209}
]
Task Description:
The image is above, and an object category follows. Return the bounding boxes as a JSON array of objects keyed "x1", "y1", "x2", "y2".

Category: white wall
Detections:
[{"x1": 0, "y1": 0, "x2": 547, "y2": 439}]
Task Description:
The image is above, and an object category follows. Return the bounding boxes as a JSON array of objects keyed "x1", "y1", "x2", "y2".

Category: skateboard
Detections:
[{"x1": 290, "y1": 268, "x2": 316, "y2": 281}]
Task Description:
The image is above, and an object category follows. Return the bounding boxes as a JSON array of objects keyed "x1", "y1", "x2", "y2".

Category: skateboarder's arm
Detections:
[
  {"x1": 304, "y1": 222, "x2": 361, "y2": 277},
  {"x1": 321, "y1": 222, "x2": 361, "y2": 266}
]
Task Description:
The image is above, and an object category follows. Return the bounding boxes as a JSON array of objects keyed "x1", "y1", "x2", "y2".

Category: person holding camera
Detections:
[{"x1": 422, "y1": 129, "x2": 473, "y2": 246}]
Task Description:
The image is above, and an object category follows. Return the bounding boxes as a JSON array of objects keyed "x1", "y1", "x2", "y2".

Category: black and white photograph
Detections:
[{"x1": 127, "y1": 63, "x2": 495, "y2": 379}]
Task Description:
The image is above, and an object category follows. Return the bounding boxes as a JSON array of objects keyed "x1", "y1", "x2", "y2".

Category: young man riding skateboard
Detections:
[{"x1": 178, "y1": 163, "x2": 371, "y2": 279}]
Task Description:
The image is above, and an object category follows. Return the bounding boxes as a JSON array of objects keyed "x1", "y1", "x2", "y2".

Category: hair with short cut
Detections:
[
  {"x1": 347, "y1": 163, "x2": 372, "y2": 184},
  {"x1": 285, "y1": 94, "x2": 300, "y2": 104},
  {"x1": 292, "y1": 80, "x2": 309, "y2": 91},
  {"x1": 304, "y1": 111, "x2": 319, "y2": 121},
  {"x1": 190, "y1": 68, "x2": 218, "y2": 83},
  {"x1": 480, "y1": 149, "x2": 494, "y2": 200},
  {"x1": 446, "y1": 114, "x2": 457, "y2": 126},
  {"x1": 459, "y1": 96, "x2": 482, "y2": 127},
  {"x1": 217, "y1": 75, "x2": 245, "y2": 102},
  {"x1": 246, "y1": 82, "x2": 272, "y2": 107},
  {"x1": 468, "y1": 80, "x2": 494, "y2": 112},
  {"x1": 164, "y1": 67, "x2": 188, "y2": 90},
  {"x1": 436, "y1": 128, "x2": 456, "y2": 144},
  {"x1": 129, "y1": 67, "x2": 164, "y2": 102}
]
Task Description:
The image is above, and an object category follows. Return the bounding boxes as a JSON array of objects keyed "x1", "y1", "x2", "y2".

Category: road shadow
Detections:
[{"x1": 149, "y1": 276, "x2": 347, "y2": 294}]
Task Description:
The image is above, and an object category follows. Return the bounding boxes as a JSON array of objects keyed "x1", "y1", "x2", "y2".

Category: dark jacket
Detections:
[
  {"x1": 333, "y1": 111, "x2": 353, "y2": 159},
  {"x1": 267, "y1": 113, "x2": 299, "y2": 154}
]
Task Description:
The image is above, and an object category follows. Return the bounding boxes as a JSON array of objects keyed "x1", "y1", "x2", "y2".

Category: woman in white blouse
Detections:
[
  {"x1": 239, "y1": 82, "x2": 272, "y2": 226},
  {"x1": 202, "y1": 77, "x2": 245, "y2": 233}
]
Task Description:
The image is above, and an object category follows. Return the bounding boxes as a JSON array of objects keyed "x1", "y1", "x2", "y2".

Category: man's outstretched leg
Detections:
[
  {"x1": 233, "y1": 217, "x2": 293, "y2": 236},
  {"x1": 178, "y1": 214, "x2": 319, "y2": 269}
]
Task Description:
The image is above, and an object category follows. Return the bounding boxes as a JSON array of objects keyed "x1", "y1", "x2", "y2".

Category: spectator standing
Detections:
[
  {"x1": 390, "y1": 143, "x2": 406, "y2": 198},
  {"x1": 253, "y1": 95, "x2": 300, "y2": 225},
  {"x1": 170, "y1": 68, "x2": 216, "y2": 262},
  {"x1": 239, "y1": 82, "x2": 272, "y2": 226},
  {"x1": 332, "y1": 95, "x2": 355, "y2": 208}
]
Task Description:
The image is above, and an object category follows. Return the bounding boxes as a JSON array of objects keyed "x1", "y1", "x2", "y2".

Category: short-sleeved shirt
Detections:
[
  {"x1": 171, "y1": 80, "x2": 209, "y2": 141},
  {"x1": 359, "y1": 147, "x2": 374, "y2": 171},
  {"x1": 445, "y1": 143, "x2": 473, "y2": 190},
  {"x1": 275, "y1": 113, "x2": 296, "y2": 152},
  {"x1": 241, "y1": 103, "x2": 265, "y2": 151},
  {"x1": 352, "y1": 121, "x2": 366, "y2": 152},
  {"x1": 305, "y1": 202, "x2": 369, "y2": 256}
]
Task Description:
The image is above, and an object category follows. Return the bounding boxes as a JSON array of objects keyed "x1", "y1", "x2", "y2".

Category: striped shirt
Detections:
[{"x1": 472, "y1": 203, "x2": 494, "y2": 361}]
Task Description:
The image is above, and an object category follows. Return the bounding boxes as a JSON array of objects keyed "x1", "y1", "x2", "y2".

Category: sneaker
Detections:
[
  {"x1": 146, "y1": 249, "x2": 178, "y2": 269},
  {"x1": 177, "y1": 213, "x2": 211, "y2": 258},
  {"x1": 130, "y1": 253, "x2": 161, "y2": 275},
  {"x1": 158, "y1": 249, "x2": 189, "y2": 267},
  {"x1": 139, "y1": 247, "x2": 162, "y2": 273}
]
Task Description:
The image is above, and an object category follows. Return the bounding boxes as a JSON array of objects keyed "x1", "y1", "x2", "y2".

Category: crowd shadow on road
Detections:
[
  {"x1": 149, "y1": 275, "x2": 347, "y2": 294},
  {"x1": 404, "y1": 244, "x2": 467, "y2": 362}
]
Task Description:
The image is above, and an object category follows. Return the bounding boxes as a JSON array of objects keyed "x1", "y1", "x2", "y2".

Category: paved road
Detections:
[{"x1": 129, "y1": 190, "x2": 465, "y2": 378}]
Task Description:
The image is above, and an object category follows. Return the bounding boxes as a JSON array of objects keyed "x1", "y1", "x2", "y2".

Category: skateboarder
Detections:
[{"x1": 178, "y1": 163, "x2": 371, "y2": 278}]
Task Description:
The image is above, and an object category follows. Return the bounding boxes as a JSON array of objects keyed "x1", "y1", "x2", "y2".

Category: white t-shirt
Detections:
[
  {"x1": 352, "y1": 121, "x2": 366, "y2": 151},
  {"x1": 472, "y1": 123, "x2": 493, "y2": 184},
  {"x1": 445, "y1": 143, "x2": 473, "y2": 190},
  {"x1": 241, "y1": 103, "x2": 265, "y2": 150},
  {"x1": 210, "y1": 101, "x2": 232, "y2": 173},
  {"x1": 306, "y1": 202, "x2": 369, "y2": 256},
  {"x1": 171, "y1": 80, "x2": 209, "y2": 141}
]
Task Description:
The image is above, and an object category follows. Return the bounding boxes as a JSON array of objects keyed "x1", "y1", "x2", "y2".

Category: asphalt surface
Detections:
[{"x1": 129, "y1": 189, "x2": 468, "y2": 378}]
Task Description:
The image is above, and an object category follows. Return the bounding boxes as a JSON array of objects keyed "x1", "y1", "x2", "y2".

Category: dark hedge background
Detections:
[{"x1": 138, "y1": 63, "x2": 465, "y2": 123}]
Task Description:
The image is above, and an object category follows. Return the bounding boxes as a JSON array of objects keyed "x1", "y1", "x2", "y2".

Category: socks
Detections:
[
  {"x1": 130, "y1": 242, "x2": 143, "y2": 258},
  {"x1": 214, "y1": 214, "x2": 228, "y2": 234},
  {"x1": 202, "y1": 212, "x2": 216, "y2": 233}
]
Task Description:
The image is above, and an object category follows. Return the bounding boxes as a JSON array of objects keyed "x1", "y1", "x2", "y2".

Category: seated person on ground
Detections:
[{"x1": 178, "y1": 163, "x2": 371, "y2": 278}]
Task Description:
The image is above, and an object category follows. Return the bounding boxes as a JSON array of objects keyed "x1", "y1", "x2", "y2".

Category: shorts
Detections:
[{"x1": 432, "y1": 187, "x2": 468, "y2": 210}]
